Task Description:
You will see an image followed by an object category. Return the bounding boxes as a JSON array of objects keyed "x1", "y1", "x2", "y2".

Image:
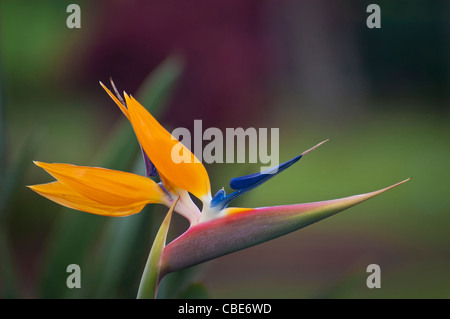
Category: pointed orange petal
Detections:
[
  {"x1": 124, "y1": 94, "x2": 211, "y2": 201},
  {"x1": 99, "y1": 81, "x2": 129, "y2": 119},
  {"x1": 34, "y1": 161, "x2": 168, "y2": 207},
  {"x1": 28, "y1": 182, "x2": 146, "y2": 217}
]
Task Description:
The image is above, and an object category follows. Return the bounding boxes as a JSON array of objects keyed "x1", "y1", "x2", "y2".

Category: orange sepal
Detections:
[
  {"x1": 29, "y1": 181, "x2": 148, "y2": 217},
  {"x1": 124, "y1": 94, "x2": 211, "y2": 201}
]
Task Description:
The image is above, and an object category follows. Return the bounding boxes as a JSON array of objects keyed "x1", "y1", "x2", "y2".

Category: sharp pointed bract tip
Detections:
[
  {"x1": 395, "y1": 177, "x2": 412, "y2": 186},
  {"x1": 301, "y1": 139, "x2": 329, "y2": 156},
  {"x1": 371, "y1": 178, "x2": 411, "y2": 197}
]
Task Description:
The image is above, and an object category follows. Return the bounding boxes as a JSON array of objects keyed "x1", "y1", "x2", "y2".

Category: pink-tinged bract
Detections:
[{"x1": 160, "y1": 179, "x2": 410, "y2": 277}]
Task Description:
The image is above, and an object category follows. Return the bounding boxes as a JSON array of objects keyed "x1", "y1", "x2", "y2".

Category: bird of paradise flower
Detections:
[{"x1": 28, "y1": 80, "x2": 410, "y2": 298}]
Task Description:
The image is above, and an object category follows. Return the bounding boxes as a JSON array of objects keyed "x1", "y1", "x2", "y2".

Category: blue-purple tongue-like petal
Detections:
[
  {"x1": 211, "y1": 154, "x2": 303, "y2": 210},
  {"x1": 210, "y1": 188, "x2": 226, "y2": 207},
  {"x1": 210, "y1": 140, "x2": 329, "y2": 210},
  {"x1": 229, "y1": 154, "x2": 302, "y2": 190}
]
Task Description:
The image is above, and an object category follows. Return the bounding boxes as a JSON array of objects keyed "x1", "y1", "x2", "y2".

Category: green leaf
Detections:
[
  {"x1": 137, "y1": 197, "x2": 178, "y2": 299},
  {"x1": 0, "y1": 66, "x2": 5, "y2": 181},
  {"x1": 38, "y1": 56, "x2": 184, "y2": 298},
  {"x1": 1, "y1": 136, "x2": 38, "y2": 219},
  {"x1": 89, "y1": 56, "x2": 184, "y2": 298},
  {"x1": 0, "y1": 72, "x2": 37, "y2": 297},
  {"x1": 37, "y1": 117, "x2": 140, "y2": 298},
  {"x1": 39, "y1": 212, "x2": 104, "y2": 298},
  {"x1": 90, "y1": 155, "x2": 158, "y2": 298},
  {"x1": 135, "y1": 55, "x2": 183, "y2": 110}
]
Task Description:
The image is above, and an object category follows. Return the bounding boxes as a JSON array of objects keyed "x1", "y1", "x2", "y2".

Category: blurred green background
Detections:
[{"x1": 0, "y1": 0, "x2": 449, "y2": 298}]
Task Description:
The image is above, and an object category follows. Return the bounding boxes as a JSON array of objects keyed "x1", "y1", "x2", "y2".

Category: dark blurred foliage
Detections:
[
  {"x1": 359, "y1": 1, "x2": 448, "y2": 106},
  {"x1": 75, "y1": 0, "x2": 448, "y2": 128},
  {"x1": 77, "y1": 0, "x2": 274, "y2": 130}
]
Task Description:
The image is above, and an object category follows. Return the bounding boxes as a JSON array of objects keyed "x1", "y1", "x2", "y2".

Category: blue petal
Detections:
[
  {"x1": 211, "y1": 188, "x2": 226, "y2": 207},
  {"x1": 229, "y1": 155, "x2": 302, "y2": 190},
  {"x1": 211, "y1": 154, "x2": 303, "y2": 210}
]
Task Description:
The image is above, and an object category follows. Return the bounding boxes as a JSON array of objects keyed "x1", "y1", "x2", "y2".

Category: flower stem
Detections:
[{"x1": 137, "y1": 197, "x2": 179, "y2": 299}]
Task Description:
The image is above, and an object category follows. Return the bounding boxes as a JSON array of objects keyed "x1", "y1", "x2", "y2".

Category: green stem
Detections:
[{"x1": 137, "y1": 197, "x2": 178, "y2": 299}]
